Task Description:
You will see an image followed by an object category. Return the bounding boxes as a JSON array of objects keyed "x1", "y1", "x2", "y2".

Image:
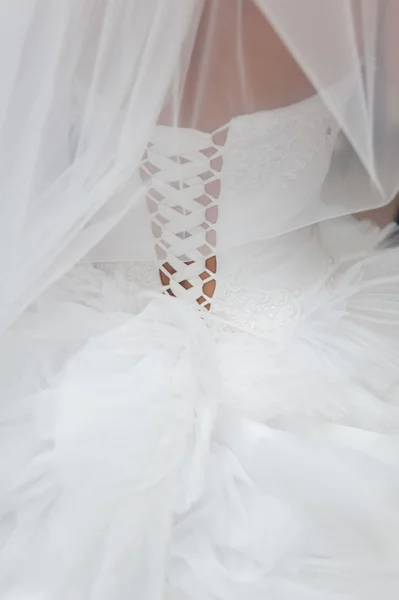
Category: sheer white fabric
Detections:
[
  {"x1": 1, "y1": 0, "x2": 399, "y2": 331},
  {"x1": 0, "y1": 0, "x2": 198, "y2": 331}
]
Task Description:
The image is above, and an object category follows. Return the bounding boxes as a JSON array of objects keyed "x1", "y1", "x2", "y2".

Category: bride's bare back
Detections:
[{"x1": 162, "y1": 0, "x2": 314, "y2": 132}]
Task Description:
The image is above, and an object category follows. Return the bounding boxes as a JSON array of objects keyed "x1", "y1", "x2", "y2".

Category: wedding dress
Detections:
[{"x1": 1, "y1": 89, "x2": 399, "y2": 600}]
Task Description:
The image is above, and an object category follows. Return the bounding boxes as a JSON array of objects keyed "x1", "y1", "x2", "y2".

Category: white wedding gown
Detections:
[{"x1": 1, "y1": 92, "x2": 399, "y2": 599}]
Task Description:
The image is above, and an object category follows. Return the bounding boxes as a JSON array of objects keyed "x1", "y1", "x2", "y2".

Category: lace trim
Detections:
[
  {"x1": 94, "y1": 250, "x2": 336, "y2": 346},
  {"x1": 95, "y1": 261, "x2": 160, "y2": 292},
  {"x1": 212, "y1": 255, "x2": 335, "y2": 341}
]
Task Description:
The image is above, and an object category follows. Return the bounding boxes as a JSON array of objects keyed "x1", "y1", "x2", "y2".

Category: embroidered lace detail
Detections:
[
  {"x1": 140, "y1": 128, "x2": 227, "y2": 310},
  {"x1": 94, "y1": 249, "x2": 336, "y2": 345},
  {"x1": 212, "y1": 254, "x2": 335, "y2": 342},
  {"x1": 223, "y1": 96, "x2": 339, "y2": 194},
  {"x1": 95, "y1": 261, "x2": 160, "y2": 292},
  {"x1": 212, "y1": 276, "x2": 301, "y2": 341}
]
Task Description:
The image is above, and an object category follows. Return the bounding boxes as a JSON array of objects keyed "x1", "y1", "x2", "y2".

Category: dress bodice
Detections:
[
  {"x1": 96, "y1": 93, "x2": 343, "y2": 340},
  {"x1": 149, "y1": 91, "x2": 340, "y2": 248}
]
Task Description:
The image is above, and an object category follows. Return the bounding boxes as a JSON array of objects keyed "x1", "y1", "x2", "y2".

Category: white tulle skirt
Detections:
[{"x1": 1, "y1": 219, "x2": 399, "y2": 599}]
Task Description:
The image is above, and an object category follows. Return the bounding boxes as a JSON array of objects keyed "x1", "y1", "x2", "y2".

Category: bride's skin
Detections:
[{"x1": 176, "y1": 0, "x2": 315, "y2": 130}]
